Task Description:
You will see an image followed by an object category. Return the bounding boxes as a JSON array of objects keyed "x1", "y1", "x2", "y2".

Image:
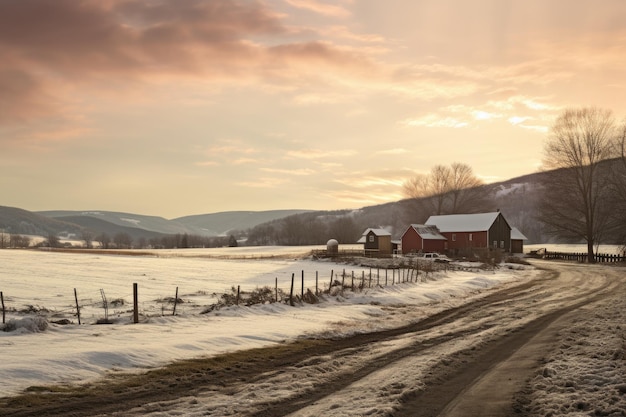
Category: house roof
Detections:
[
  {"x1": 406, "y1": 224, "x2": 447, "y2": 240},
  {"x1": 361, "y1": 228, "x2": 391, "y2": 237},
  {"x1": 357, "y1": 228, "x2": 391, "y2": 244},
  {"x1": 425, "y1": 212, "x2": 505, "y2": 233},
  {"x1": 511, "y1": 227, "x2": 528, "y2": 240}
]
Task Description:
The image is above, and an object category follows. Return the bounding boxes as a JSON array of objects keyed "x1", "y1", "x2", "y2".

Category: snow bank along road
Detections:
[{"x1": 1, "y1": 260, "x2": 624, "y2": 417}]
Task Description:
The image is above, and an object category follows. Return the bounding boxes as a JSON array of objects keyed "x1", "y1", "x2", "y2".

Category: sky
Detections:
[{"x1": 1, "y1": 0, "x2": 625, "y2": 219}]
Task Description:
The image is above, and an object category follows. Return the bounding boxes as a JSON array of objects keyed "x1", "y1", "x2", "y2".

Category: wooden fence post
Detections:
[
  {"x1": 341, "y1": 271, "x2": 345, "y2": 294},
  {"x1": 236, "y1": 285, "x2": 240, "y2": 306},
  {"x1": 315, "y1": 271, "x2": 319, "y2": 295},
  {"x1": 289, "y1": 273, "x2": 295, "y2": 306},
  {"x1": 74, "y1": 288, "x2": 81, "y2": 325},
  {"x1": 172, "y1": 286, "x2": 179, "y2": 316},
  {"x1": 1, "y1": 291, "x2": 5, "y2": 325},
  {"x1": 329, "y1": 270, "x2": 334, "y2": 292},
  {"x1": 301, "y1": 270, "x2": 304, "y2": 299},
  {"x1": 133, "y1": 283, "x2": 139, "y2": 324},
  {"x1": 100, "y1": 289, "x2": 109, "y2": 323},
  {"x1": 275, "y1": 277, "x2": 278, "y2": 302}
]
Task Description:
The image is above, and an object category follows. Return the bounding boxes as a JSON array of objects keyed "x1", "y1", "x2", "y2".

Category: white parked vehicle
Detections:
[{"x1": 415, "y1": 252, "x2": 450, "y2": 263}]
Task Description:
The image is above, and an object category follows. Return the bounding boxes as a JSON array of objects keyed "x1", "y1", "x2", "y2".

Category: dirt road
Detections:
[{"x1": 1, "y1": 261, "x2": 623, "y2": 416}]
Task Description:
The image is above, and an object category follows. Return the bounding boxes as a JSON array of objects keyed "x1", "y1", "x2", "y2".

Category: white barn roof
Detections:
[{"x1": 425, "y1": 212, "x2": 502, "y2": 233}]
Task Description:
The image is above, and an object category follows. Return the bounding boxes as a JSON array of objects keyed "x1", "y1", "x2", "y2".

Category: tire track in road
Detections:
[
  {"x1": 0, "y1": 273, "x2": 548, "y2": 417},
  {"x1": 1, "y1": 263, "x2": 617, "y2": 417},
  {"x1": 245, "y1": 265, "x2": 616, "y2": 417},
  {"x1": 392, "y1": 263, "x2": 621, "y2": 417}
]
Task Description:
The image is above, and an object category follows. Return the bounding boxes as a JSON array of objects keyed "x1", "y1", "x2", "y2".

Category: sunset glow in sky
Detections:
[{"x1": 1, "y1": 0, "x2": 625, "y2": 218}]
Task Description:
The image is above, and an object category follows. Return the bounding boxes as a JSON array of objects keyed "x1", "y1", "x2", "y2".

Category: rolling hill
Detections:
[
  {"x1": 173, "y1": 210, "x2": 312, "y2": 236},
  {"x1": 0, "y1": 166, "x2": 582, "y2": 246}
]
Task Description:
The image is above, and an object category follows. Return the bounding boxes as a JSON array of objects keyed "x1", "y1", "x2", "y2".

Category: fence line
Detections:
[
  {"x1": 2, "y1": 261, "x2": 471, "y2": 328},
  {"x1": 541, "y1": 250, "x2": 626, "y2": 263}
]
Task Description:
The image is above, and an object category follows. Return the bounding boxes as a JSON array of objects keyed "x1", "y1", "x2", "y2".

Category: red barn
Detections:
[
  {"x1": 401, "y1": 224, "x2": 447, "y2": 254},
  {"x1": 425, "y1": 212, "x2": 512, "y2": 253}
]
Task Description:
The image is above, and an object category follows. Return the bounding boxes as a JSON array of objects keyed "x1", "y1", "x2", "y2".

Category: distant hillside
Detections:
[
  {"x1": 4, "y1": 164, "x2": 610, "y2": 246},
  {"x1": 174, "y1": 210, "x2": 313, "y2": 236},
  {"x1": 243, "y1": 170, "x2": 552, "y2": 245},
  {"x1": 38, "y1": 210, "x2": 195, "y2": 235},
  {"x1": 36, "y1": 209, "x2": 313, "y2": 237},
  {"x1": 55, "y1": 215, "x2": 167, "y2": 241},
  {"x1": 0, "y1": 206, "x2": 84, "y2": 237}
]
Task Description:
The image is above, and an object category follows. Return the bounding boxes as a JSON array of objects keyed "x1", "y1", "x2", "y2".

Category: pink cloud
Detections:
[
  {"x1": 284, "y1": 0, "x2": 351, "y2": 18},
  {"x1": 0, "y1": 70, "x2": 56, "y2": 124},
  {"x1": 0, "y1": 0, "x2": 286, "y2": 75},
  {"x1": 0, "y1": 0, "x2": 380, "y2": 129}
]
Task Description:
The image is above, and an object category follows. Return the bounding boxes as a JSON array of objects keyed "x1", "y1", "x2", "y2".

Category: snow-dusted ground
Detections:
[
  {"x1": 0, "y1": 247, "x2": 624, "y2": 416},
  {"x1": 518, "y1": 269, "x2": 626, "y2": 417},
  {"x1": 525, "y1": 243, "x2": 623, "y2": 255},
  {"x1": 0, "y1": 247, "x2": 528, "y2": 398}
]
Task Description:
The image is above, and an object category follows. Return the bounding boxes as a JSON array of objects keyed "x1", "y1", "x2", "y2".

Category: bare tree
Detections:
[
  {"x1": 113, "y1": 232, "x2": 133, "y2": 249},
  {"x1": 96, "y1": 232, "x2": 111, "y2": 249},
  {"x1": 430, "y1": 165, "x2": 452, "y2": 214},
  {"x1": 403, "y1": 167, "x2": 449, "y2": 216},
  {"x1": 10, "y1": 234, "x2": 31, "y2": 248},
  {"x1": 538, "y1": 107, "x2": 619, "y2": 262},
  {"x1": 402, "y1": 174, "x2": 429, "y2": 200},
  {"x1": 448, "y1": 162, "x2": 487, "y2": 213},
  {"x1": 46, "y1": 233, "x2": 61, "y2": 248},
  {"x1": 402, "y1": 162, "x2": 486, "y2": 218},
  {"x1": 81, "y1": 230, "x2": 94, "y2": 249},
  {"x1": 0, "y1": 230, "x2": 8, "y2": 248}
]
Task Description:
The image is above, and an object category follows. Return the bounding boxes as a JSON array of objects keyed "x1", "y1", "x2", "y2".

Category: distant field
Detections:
[{"x1": 525, "y1": 243, "x2": 623, "y2": 255}]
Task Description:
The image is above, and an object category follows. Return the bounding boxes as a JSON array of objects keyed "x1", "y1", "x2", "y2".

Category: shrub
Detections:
[
  {"x1": 204, "y1": 286, "x2": 285, "y2": 312},
  {"x1": 4, "y1": 317, "x2": 49, "y2": 333}
]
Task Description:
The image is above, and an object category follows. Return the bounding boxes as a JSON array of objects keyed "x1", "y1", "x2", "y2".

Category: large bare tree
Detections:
[
  {"x1": 448, "y1": 162, "x2": 488, "y2": 213},
  {"x1": 538, "y1": 107, "x2": 619, "y2": 262},
  {"x1": 402, "y1": 162, "x2": 486, "y2": 219}
]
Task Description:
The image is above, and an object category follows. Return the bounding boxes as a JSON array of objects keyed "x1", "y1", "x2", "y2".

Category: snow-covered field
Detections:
[
  {"x1": 0, "y1": 247, "x2": 624, "y2": 416},
  {"x1": 525, "y1": 243, "x2": 623, "y2": 255},
  {"x1": 0, "y1": 247, "x2": 526, "y2": 398}
]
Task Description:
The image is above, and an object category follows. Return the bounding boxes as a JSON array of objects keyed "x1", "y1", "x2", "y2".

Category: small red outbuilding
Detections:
[{"x1": 401, "y1": 224, "x2": 447, "y2": 255}]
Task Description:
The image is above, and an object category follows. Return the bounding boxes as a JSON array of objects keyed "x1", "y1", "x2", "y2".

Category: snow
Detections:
[
  {"x1": 407, "y1": 224, "x2": 447, "y2": 240},
  {"x1": 0, "y1": 247, "x2": 524, "y2": 398},
  {"x1": 526, "y1": 243, "x2": 623, "y2": 255},
  {"x1": 494, "y1": 183, "x2": 526, "y2": 198},
  {"x1": 520, "y1": 282, "x2": 626, "y2": 416},
  {"x1": 0, "y1": 247, "x2": 623, "y2": 416},
  {"x1": 425, "y1": 212, "x2": 501, "y2": 232},
  {"x1": 511, "y1": 227, "x2": 528, "y2": 240}
]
